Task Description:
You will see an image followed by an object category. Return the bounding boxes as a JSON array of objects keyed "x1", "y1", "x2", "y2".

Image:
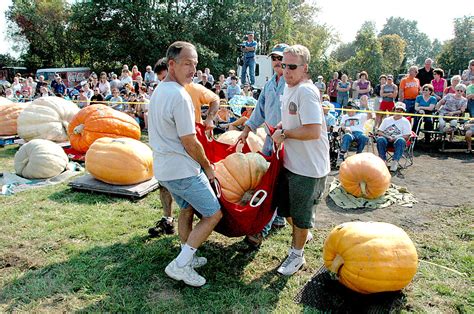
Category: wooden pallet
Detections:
[
  {"x1": 0, "y1": 135, "x2": 20, "y2": 147},
  {"x1": 68, "y1": 174, "x2": 159, "y2": 199}
]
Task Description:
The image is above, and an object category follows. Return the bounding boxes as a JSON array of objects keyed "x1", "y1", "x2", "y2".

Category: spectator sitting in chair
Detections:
[
  {"x1": 322, "y1": 102, "x2": 337, "y2": 132},
  {"x1": 436, "y1": 84, "x2": 467, "y2": 142},
  {"x1": 376, "y1": 102, "x2": 412, "y2": 172},
  {"x1": 337, "y1": 101, "x2": 370, "y2": 165},
  {"x1": 464, "y1": 118, "x2": 474, "y2": 153}
]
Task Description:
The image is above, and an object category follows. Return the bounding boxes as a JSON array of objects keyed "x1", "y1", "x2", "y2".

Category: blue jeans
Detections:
[
  {"x1": 376, "y1": 137, "x2": 406, "y2": 161},
  {"x1": 341, "y1": 131, "x2": 368, "y2": 153},
  {"x1": 337, "y1": 93, "x2": 349, "y2": 106},
  {"x1": 403, "y1": 99, "x2": 416, "y2": 114},
  {"x1": 159, "y1": 171, "x2": 220, "y2": 217},
  {"x1": 468, "y1": 99, "x2": 474, "y2": 118},
  {"x1": 242, "y1": 57, "x2": 255, "y2": 85}
]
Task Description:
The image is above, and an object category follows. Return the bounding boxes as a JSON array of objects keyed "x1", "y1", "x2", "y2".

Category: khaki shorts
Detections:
[{"x1": 274, "y1": 168, "x2": 327, "y2": 229}]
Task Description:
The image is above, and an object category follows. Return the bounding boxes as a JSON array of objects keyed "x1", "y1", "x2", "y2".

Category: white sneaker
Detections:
[
  {"x1": 191, "y1": 255, "x2": 207, "y2": 268},
  {"x1": 277, "y1": 252, "x2": 306, "y2": 276},
  {"x1": 390, "y1": 160, "x2": 398, "y2": 172},
  {"x1": 165, "y1": 259, "x2": 206, "y2": 287}
]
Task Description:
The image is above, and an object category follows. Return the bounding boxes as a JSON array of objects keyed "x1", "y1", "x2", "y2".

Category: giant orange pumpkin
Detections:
[
  {"x1": 0, "y1": 102, "x2": 27, "y2": 135},
  {"x1": 214, "y1": 152, "x2": 269, "y2": 204},
  {"x1": 339, "y1": 152, "x2": 391, "y2": 199},
  {"x1": 68, "y1": 104, "x2": 141, "y2": 153},
  {"x1": 85, "y1": 137, "x2": 153, "y2": 185},
  {"x1": 323, "y1": 221, "x2": 418, "y2": 294}
]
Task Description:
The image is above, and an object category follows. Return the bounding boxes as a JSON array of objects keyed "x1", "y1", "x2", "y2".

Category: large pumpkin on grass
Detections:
[
  {"x1": 339, "y1": 152, "x2": 391, "y2": 199},
  {"x1": 17, "y1": 96, "x2": 79, "y2": 142},
  {"x1": 68, "y1": 104, "x2": 141, "y2": 153},
  {"x1": 14, "y1": 139, "x2": 69, "y2": 179},
  {"x1": 0, "y1": 102, "x2": 27, "y2": 135},
  {"x1": 214, "y1": 152, "x2": 269, "y2": 204},
  {"x1": 217, "y1": 130, "x2": 264, "y2": 153},
  {"x1": 85, "y1": 137, "x2": 153, "y2": 185},
  {"x1": 323, "y1": 221, "x2": 418, "y2": 294}
]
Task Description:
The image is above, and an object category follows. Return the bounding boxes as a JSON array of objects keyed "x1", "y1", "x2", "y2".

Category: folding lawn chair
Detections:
[{"x1": 386, "y1": 131, "x2": 418, "y2": 169}]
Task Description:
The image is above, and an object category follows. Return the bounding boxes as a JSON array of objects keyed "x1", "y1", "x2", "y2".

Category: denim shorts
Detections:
[{"x1": 159, "y1": 171, "x2": 220, "y2": 217}]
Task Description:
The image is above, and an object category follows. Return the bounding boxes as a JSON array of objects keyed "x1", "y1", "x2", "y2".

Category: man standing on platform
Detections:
[{"x1": 241, "y1": 31, "x2": 257, "y2": 86}]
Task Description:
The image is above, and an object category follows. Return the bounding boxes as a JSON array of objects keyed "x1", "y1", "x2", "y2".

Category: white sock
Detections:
[
  {"x1": 163, "y1": 216, "x2": 173, "y2": 223},
  {"x1": 176, "y1": 244, "x2": 196, "y2": 267},
  {"x1": 292, "y1": 248, "x2": 304, "y2": 257}
]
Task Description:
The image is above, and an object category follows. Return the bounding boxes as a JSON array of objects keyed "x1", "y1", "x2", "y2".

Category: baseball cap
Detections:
[
  {"x1": 268, "y1": 43, "x2": 289, "y2": 57},
  {"x1": 344, "y1": 101, "x2": 358, "y2": 109},
  {"x1": 246, "y1": 31, "x2": 255, "y2": 35},
  {"x1": 387, "y1": 75, "x2": 394, "y2": 80},
  {"x1": 318, "y1": 75, "x2": 323, "y2": 79},
  {"x1": 394, "y1": 102, "x2": 407, "y2": 111}
]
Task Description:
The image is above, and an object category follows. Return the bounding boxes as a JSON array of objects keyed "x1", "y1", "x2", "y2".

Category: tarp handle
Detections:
[{"x1": 249, "y1": 189, "x2": 267, "y2": 207}]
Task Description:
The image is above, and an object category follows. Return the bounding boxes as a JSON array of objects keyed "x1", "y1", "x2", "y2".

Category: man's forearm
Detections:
[
  {"x1": 285, "y1": 124, "x2": 321, "y2": 141},
  {"x1": 183, "y1": 137, "x2": 212, "y2": 170}
]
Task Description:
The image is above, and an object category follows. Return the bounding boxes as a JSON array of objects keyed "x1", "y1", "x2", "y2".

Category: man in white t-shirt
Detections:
[
  {"x1": 148, "y1": 41, "x2": 222, "y2": 287},
  {"x1": 271, "y1": 44, "x2": 330, "y2": 276},
  {"x1": 376, "y1": 102, "x2": 412, "y2": 172},
  {"x1": 337, "y1": 101, "x2": 370, "y2": 164}
]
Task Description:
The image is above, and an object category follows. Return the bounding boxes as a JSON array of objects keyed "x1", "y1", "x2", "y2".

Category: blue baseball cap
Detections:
[{"x1": 268, "y1": 43, "x2": 289, "y2": 57}]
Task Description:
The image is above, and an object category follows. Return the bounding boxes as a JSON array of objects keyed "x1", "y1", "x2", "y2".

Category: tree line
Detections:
[{"x1": 2, "y1": 0, "x2": 472, "y2": 82}]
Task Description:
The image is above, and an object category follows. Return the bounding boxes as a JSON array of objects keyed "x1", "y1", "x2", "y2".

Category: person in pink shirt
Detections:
[
  {"x1": 131, "y1": 65, "x2": 142, "y2": 81},
  {"x1": 431, "y1": 68, "x2": 447, "y2": 101}
]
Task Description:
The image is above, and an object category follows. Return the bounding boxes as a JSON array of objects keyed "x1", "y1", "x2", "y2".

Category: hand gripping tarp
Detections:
[{"x1": 195, "y1": 123, "x2": 284, "y2": 237}]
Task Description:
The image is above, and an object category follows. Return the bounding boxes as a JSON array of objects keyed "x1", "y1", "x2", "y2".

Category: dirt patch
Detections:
[
  {"x1": 0, "y1": 253, "x2": 35, "y2": 271},
  {"x1": 315, "y1": 152, "x2": 473, "y2": 232}
]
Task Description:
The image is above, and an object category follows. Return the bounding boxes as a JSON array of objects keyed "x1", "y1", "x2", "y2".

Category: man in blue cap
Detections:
[
  {"x1": 241, "y1": 31, "x2": 257, "y2": 86},
  {"x1": 238, "y1": 43, "x2": 289, "y2": 248}
]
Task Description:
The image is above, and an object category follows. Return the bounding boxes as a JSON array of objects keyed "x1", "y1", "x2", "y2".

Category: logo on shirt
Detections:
[{"x1": 288, "y1": 102, "x2": 297, "y2": 115}]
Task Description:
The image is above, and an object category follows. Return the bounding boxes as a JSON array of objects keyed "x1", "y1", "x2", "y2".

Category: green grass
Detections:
[{"x1": 0, "y1": 143, "x2": 472, "y2": 312}]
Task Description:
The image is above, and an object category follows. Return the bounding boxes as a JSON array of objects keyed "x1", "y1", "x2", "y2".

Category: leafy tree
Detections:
[
  {"x1": 437, "y1": 16, "x2": 474, "y2": 76},
  {"x1": 330, "y1": 42, "x2": 356, "y2": 63},
  {"x1": 342, "y1": 22, "x2": 383, "y2": 82},
  {"x1": 379, "y1": 17, "x2": 432, "y2": 65},
  {"x1": 0, "y1": 54, "x2": 19, "y2": 67},
  {"x1": 378, "y1": 34, "x2": 406, "y2": 75}
]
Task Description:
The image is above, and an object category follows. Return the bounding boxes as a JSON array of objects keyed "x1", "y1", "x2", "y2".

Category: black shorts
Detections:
[{"x1": 274, "y1": 168, "x2": 327, "y2": 229}]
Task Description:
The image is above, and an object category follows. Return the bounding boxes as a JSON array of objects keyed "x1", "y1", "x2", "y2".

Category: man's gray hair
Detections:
[
  {"x1": 166, "y1": 41, "x2": 196, "y2": 62},
  {"x1": 451, "y1": 75, "x2": 461, "y2": 84},
  {"x1": 283, "y1": 44, "x2": 311, "y2": 65},
  {"x1": 425, "y1": 58, "x2": 433, "y2": 64}
]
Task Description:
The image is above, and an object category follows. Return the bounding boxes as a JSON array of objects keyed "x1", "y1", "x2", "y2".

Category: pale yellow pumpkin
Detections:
[
  {"x1": 14, "y1": 139, "x2": 69, "y2": 179},
  {"x1": 17, "y1": 96, "x2": 80, "y2": 142},
  {"x1": 85, "y1": 137, "x2": 153, "y2": 185},
  {"x1": 214, "y1": 152, "x2": 269, "y2": 204},
  {"x1": 339, "y1": 152, "x2": 391, "y2": 199},
  {"x1": 323, "y1": 221, "x2": 418, "y2": 294},
  {"x1": 217, "y1": 130, "x2": 264, "y2": 153}
]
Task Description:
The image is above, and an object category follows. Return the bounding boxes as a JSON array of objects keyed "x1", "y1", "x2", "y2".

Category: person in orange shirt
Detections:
[
  {"x1": 184, "y1": 82, "x2": 220, "y2": 132},
  {"x1": 399, "y1": 66, "x2": 421, "y2": 113}
]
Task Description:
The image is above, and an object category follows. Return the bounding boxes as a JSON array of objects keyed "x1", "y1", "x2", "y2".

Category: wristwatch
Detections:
[{"x1": 280, "y1": 129, "x2": 286, "y2": 140}]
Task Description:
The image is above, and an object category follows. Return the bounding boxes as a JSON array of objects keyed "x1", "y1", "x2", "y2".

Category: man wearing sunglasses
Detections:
[
  {"x1": 271, "y1": 44, "x2": 330, "y2": 276},
  {"x1": 237, "y1": 43, "x2": 289, "y2": 248}
]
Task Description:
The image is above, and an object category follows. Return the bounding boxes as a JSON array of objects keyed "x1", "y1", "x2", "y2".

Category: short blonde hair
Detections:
[
  {"x1": 451, "y1": 75, "x2": 461, "y2": 84},
  {"x1": 283, "y1": 44, "x2": 311, "y2": 65}
]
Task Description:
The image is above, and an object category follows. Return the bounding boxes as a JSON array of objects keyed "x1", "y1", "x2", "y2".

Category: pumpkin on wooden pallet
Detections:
[
  {"x1": 68, "y1": 104, "x2": 141, "y2": 153},
  {"x1": 214, "y1": 152, "x2": 269, "y2": 204},
  {"x1": 323, "y1": 221, "x2": 418, "y2": 294},
  {"x1": 339, "y1": 152, "x2": 391, "y2": 199},
  {"x1": 85, "y1": 137, "x2": 153, "y2": 185},
  {"x1": 216, "y1": 130, "x2": 264, "y2": 153},
  {"x1": 17, "y1": 96, "x2": 79, "y2": 142},
  {"x1": 0, "y1": 102, "x2": 28, "y2": 136},
  {"x1": 14, "y1": 139, "x2": 69, "y2": 179}
]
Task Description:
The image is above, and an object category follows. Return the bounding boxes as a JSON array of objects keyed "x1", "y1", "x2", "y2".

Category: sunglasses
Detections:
[
  {"x1": 281, "y1": 63, "x2": 304, "y2": 70},
  {"x1": 456, "y1": 89, "x2": 464, "y2": 92},
  {"x1": 423, "y1": 89, "x2": 431, "y2": 92},
  {"x1": 271, "y1": 55, "x2": 283, "y2": 61}
]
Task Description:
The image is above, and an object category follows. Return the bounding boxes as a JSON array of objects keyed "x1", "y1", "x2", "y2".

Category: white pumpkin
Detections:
[
  {"x1": 14, "y1": 139, "x2": 69, "y2": 179},
  {"x1": 217, "y1": 130, "x2": 264, "y2": 153},
  {"x1": 0, "y1": 96, "x2": 14, "y2": 106},
  {"x1": 17, "y1": 96, "x2": 79, "y2": 142}
]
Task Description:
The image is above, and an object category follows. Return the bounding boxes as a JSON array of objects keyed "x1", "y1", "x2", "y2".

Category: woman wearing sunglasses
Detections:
[
  {"x1": 414, "y1": 84, "x2": 437, "y2": 141},
  {"x1": 436, "y1": 84, "x2": 468, "y2": 141}
]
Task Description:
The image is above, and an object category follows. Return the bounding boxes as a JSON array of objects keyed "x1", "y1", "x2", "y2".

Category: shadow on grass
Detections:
[
  {"x1": 48, "y1": 188, "x2": 123, "y2": 205},
  {"x1": 0, "y1": 234, "x2": 288, "y2": 312}
]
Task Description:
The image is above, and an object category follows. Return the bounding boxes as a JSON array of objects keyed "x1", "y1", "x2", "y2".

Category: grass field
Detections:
[{"x1": 0, "y1": 143, "x2": 472, "y2": 313}]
